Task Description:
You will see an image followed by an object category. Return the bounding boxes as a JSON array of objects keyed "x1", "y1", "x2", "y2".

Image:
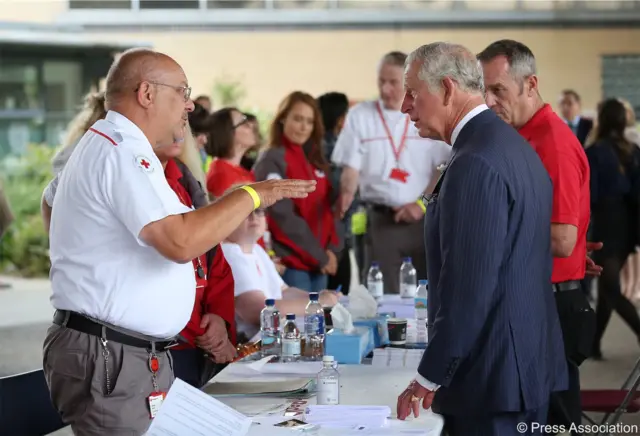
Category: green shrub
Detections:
[{"x1": 0, "y1": 144, "x2": 55, "y2": 277}]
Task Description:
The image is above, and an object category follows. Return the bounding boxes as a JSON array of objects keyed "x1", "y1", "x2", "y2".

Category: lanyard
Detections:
[{"x1": 376, "y1": 101, "x2": 410, "y2": 163}]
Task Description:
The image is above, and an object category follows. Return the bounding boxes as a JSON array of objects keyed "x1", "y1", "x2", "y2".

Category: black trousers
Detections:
[{"x1": 547, "y1": 288, "x2": 596, "y2": 435}]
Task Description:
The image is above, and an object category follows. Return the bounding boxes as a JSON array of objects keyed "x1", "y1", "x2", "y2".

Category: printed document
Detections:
[{"x1": 146, "y1": 378, "x2": 252, "y2": 436}]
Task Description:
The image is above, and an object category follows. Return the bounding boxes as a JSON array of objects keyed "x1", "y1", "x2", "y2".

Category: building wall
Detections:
[
  {"x1": 2, "y1": 3, "x2": 639, "y2": 115},
  {"x1": 96, "y1": 27, "x2": 640, "y2": 115},
  {"x1": 0, "y1": 1, "x2": 66, "y2": 23}
]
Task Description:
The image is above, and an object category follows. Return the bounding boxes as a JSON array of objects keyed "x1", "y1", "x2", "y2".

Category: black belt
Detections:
[
  {"x1": 53, "y1": 310, "x2": 177, "y2": 352},
  {"x1": 552, "y1": 280, "x2": 581, "y2": 293}
]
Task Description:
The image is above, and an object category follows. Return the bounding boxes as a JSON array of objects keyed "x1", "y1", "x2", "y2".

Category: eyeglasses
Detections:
[
  {"x1": 232, "y1": 115, "x2": 250, "y2": 130},
  {"x1": 135, "y1": 81, "x2": 192, "y2": 102}
]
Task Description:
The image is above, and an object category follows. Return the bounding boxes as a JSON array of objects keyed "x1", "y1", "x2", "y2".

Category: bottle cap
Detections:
[
  {"x1": 403, "y1": 257, "x2": 412, "y2": 263},
  {"x1": 309, "y1": 292, "x2": 319, "y2": 301},
  {"x1": 286, "y1": 313, "x2": 295, "y2": 320},
  {"x1": 265, "y1": 298, "x2": 275, "y2": 306},
  {"x1": 371, "y1": 261, "x2": 379, "y2": 267},
  {"x1": 418, "y1": 279, "x2": 428, "y2": 286},
  {"x1": 323, "y1": 355, "x2": 335, "y2": 363}
]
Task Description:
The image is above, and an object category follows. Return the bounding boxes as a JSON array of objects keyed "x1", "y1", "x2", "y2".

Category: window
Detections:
[
  {"x1": 140, "y1": 0, "x2": 199, "y2": 8},
  {"x1": 69, "y1": 0, "x2": 132, "y2": 8},
  {"x1": 43, "y1": 61, "x2": 84, "y2": 145},
  {"x1": 207, "y1": 0, "x2": 262, "y2": 8},
  {"x1": 0, "y1": 64, "x2": 39, "y2": 111},
  {"x1": 602, "y1": 55, "x2": 640, "y2": 116}
]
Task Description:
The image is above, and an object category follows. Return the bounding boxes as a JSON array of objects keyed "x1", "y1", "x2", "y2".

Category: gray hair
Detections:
[
  {"x1": 406, "y1": 42, "x2": 484, "y2": 94},
  {"x1": 477, "y1": 39, "x2": 537, "y2": 83}
]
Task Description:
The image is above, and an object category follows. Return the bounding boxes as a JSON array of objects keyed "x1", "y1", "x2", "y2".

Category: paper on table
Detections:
[
  {"x1": 146, "y1": 378, "x2": 252, "y2": 436},
  {"x1": 304, "y1": 405, "x2": 391, "y2": 429},
  {"x1": 222, "y1": 356, "x2": 324, "y2": 379}
]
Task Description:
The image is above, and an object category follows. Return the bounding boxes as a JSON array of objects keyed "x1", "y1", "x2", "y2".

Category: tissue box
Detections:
[
  {"x1": 324, "y1": 326, "x2": 373, "y2": 364},
  {"x1": 353, "y1": 315, "x2": 390, "y2": 348}
]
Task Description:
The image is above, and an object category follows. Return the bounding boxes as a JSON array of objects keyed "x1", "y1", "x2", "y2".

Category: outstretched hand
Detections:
[{"x1": 249, "y1": 179, "x2": 316, "y2": 209}]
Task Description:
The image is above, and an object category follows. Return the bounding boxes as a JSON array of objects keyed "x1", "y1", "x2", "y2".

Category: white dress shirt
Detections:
[
  {"x1": 414, "y1": 103, "x2": 489, "y2": 392},
  {"x1": 331, "y1": 100, "x2": 451, "y2": 207},
  {"x1": 48, "y1": 110, "x2": 195, "y2": 338}
]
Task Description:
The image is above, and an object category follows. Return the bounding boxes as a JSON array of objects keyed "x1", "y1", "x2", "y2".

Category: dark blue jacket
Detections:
[{"x1": 420, "y1": 109, "x2": 567, "y2": 416}]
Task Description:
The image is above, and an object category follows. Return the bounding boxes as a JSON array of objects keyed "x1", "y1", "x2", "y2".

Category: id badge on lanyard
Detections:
[{"x1": 377, "y1": 101, "x2": 410, "y2": 183}]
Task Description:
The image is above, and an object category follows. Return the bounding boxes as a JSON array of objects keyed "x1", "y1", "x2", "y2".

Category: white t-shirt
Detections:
[
  {"x1": 47, "y1": 110, "x2": 195, "y2": 338},
  {"x1": 221, "y1": 242, "x2": 285, "y2": 339},
  {"x1": 331, "y1": 100, "x2": 451, "y2": 207}
]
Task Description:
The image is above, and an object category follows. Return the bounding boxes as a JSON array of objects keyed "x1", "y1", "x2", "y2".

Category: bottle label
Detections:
[
  {"x1": 262, "y1": 334, "x2": 276, "y2": 346},
  {"x1": 414, "y1": 297, "x2": 427, "y2": 310},
  {"x1": 305, "y1": 314, "x2": 325, "y2": 335},
  {"x1": 317, "y1": 378, "x2": 339, "y2": 405},
  {"x1": 400, "y1": 283, "x2": 416, "y2": 298},
  {"x1": 369, "y1": 282, "x2": 383, "y2": 298},
  {"x1": 282, "y1": 338, "x2": 301, "y2": 356}
]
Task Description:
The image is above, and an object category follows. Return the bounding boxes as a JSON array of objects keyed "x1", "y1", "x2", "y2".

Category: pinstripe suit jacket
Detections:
[{"x1": 419, "y1": 109, "x2": 568, "y2": 416}]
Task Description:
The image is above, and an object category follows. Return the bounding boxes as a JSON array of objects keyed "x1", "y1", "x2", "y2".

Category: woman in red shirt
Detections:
[
  {"x1": 206, "y1": 108, "x2": 257, "y2": 198},
  {"x1": 157, "y1": 136, "x2": 237, "y2": 388},
  {"x1": 254, "y1": 91, "x2": 342, "y2": 292}
]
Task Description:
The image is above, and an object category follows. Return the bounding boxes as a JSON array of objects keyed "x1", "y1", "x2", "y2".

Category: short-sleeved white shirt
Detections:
[
  {"x1": 331, "y1": 100, "x2": 452, "y2": 207},
  {"x1": 48, "y1": 110, "x2": 195, "y2": 338},
  {"x1": 221, "y1": 242, "x2": 285, "y2": 339}
]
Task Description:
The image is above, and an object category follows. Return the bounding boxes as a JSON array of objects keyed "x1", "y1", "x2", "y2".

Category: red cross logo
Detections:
[{"x1": 135, "y1": 155, "x2": 154, "y2": 173}]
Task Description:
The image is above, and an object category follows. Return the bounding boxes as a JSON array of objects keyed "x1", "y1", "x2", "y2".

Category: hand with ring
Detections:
[{"x1": 396, "y1": 379, "x2": 435, "y2": 420}]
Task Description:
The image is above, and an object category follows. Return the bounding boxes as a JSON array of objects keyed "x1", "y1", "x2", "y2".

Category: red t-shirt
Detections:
[
  {"x1": 206, "y1": 158, "x2": 254, "y2": 198},
  {"x1": 519, "y1": 104, "x2": 591, "y2": 283}
]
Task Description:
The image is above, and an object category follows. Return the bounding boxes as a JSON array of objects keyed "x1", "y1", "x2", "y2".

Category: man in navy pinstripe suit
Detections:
[{"x1": 396, "y1": 42, "x2": 567, "y2": 435}]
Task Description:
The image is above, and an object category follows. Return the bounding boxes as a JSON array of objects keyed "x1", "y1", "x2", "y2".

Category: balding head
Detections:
[
  {"x1": 103, "y1": 47, "x2": 194, "y2": 149},
  {"x1": 105, "y1": 48, "x2": 181, "y2": 110}
]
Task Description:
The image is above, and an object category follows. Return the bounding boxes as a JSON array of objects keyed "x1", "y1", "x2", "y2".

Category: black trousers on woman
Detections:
[{"x1": 591, "y1": 198, "x2": 640, "y2": 358}]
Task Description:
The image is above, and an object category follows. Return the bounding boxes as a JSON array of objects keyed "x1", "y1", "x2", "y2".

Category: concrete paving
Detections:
[{"x1": 1, "y1": 274, "x2": 640, "y2": 435}]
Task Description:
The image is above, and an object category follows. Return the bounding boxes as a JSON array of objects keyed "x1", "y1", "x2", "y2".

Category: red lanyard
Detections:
[{"x1": 376, "y1": 101, "x2": 410, "y2": 163}]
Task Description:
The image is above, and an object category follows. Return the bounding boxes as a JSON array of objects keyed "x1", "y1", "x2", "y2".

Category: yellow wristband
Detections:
[
  {"x1": 240, "y1": 185, "x2": 261, "y2": 210},
  {"x1": 416, "y1": 199, "x2": 427, "y2": 214}
]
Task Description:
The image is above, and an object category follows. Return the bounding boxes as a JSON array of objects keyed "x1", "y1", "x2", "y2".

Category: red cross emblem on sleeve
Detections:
[{"x1": 135, "y1": 155, "x2": 155, "y2": 173}]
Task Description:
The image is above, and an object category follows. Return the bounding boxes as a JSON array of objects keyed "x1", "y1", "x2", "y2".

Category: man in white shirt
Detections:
[
  {"x1": 43, "y1": 48, "x2": 315, "y2": 435},
  {"x1": 331, "y1": 51, "x2": 450, "y2": 293}
]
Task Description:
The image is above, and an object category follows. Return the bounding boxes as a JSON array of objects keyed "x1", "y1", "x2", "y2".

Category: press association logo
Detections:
[{"x1": 518, "y1": 422, "x2": 639, "y2": 434}]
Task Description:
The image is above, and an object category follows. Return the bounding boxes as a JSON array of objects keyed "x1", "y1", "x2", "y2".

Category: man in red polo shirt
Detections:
[{"x1": 479, "y1": 40, "x2": 598, "y2": 434}]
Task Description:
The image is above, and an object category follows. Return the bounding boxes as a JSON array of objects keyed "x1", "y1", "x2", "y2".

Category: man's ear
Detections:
[
  {"x1": 442, "y1": 77, "x2": 455, "y2": 106},
  {"x1": 526, "y1": 75, "x2": 539, "y2": 97},
  {"x1": 136, "y1": 82, "x2": 154, "y2": 109}
]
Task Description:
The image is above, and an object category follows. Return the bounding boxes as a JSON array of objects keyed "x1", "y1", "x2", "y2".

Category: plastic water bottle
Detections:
[
  {"x1": 305, "y1": 293, "x2": 325, "y2": 361},
  {"x1": 282, "y1": 314, "x2": 301, "y2": 362},
  {"x1": 260, "y1": 299, "x2": 281, "y2": 358},
  {"x1": 367, "y1": 262, "x2": 384, "y2": 302},
  {"x1": 399, "y1": 257, "x2": 417, "y2": 299},
  {"x1": 316, "y1": 355, "x2": 340, "y2": 405},
  {"x1": 414, "y1": 280, "x2": 428, "y2": 344}
]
